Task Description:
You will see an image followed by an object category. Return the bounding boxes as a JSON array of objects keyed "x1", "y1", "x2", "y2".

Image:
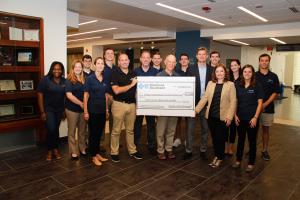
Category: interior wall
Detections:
[{"x1": 210, "y1": 41, "x2": 241, "y2": 65}]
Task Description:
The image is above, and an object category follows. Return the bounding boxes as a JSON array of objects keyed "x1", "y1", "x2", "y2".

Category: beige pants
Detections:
[
  {"x1": 110, "y1": 101, "x2": 137, "y2": 155},
  {"x1": 156, "y1": 116, "x2": 178, "y2": 154},
  {"x1": 65, "y1": 109, "x2": 87, "y2": 155}
]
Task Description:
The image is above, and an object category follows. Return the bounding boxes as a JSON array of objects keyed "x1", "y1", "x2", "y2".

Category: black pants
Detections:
[
  {"x1": 45, "y1": 111, "x2": 63, "y2": 150},
  {"x1": 134, "y1": 115, "x2": 156, "y2": 149},
  {"x1": 88, "y1": 113, "x2": 106, "y2": 157},
  {"x1": 226, "y1": 123, "x2": 237, "y2": 143},
  {"x1": 208, "y1": 117, "x2": 228, "y2": 160},
  {"x1": 236, "y1": 120, "x2": 259, "y2": 165}
]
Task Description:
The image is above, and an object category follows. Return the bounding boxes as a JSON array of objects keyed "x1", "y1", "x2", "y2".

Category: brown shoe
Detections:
[
  {"x1": 167, "y1": 151, "x2": 176, "y2": 159},
  {"x1": 46, "y1": 151, "x2": 52, "y2": 161},
  {"x1": 92, "y1": 157, "x2": 102, "y2": 166},
  {"x1": 53, "y1": 149, "x2": 62, "y2": 160},
  {"x1": 157, "y1": 153, "x2": 166, "y2": 160},
  {"x1": 96, "y1": 154, "x2": 108, "y2": 162}
]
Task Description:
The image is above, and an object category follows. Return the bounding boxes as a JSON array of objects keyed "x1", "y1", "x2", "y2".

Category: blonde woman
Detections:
[{"x1": 195, "y1": 64, "x2": 236, "y2": 168}]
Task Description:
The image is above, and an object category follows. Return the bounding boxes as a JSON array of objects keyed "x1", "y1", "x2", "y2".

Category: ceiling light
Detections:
[
  {"x1": 67, "y1": 36, "x2": 102, "y2": 42},
  {"x1": 78, "y1": 20, "x2": 98, "y2": 26},
  {"x1": 270, "y1": 37, "x2": 286, "y2": 44},
  {"x1": 230, "y1": 40, "x2": 250, "y2": 45},
  {"x1": 156, "y1": 3, "x2": 225, "y2": 26},
  {"x1": 67, "y1": 27, "x2": 117, "y2": 37},
  {"x1": 238, "y1": 6, "x2": 268, "y2": 22}
]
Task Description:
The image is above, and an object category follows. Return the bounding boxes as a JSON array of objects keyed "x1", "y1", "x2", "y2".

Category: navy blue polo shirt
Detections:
[
  {"x1": 111, "y1": 67, "x2": 136, "y2": 103},
  {"x1": 65, "y1": 80, "x2": 84, "y2": 113},
  {"x1": 103, "y1": 64, "x2": 116, "y2": 95},
  {"x1": 37, "y1": 76, "x2": 66, "y2": 113},
  {"x1": 236, "y1": 82, "x2": 264, "y2": 121},
  {"x1": 255, "y1": 71, "x2": 280, "y2": 113},
  {"x1": 134, "y1": 66, "x2": 159, "y2": 77},
  {"x1": 84, "y1": 73, "x2": 108, "y2": 114},
  {"x1": 83, "y1": 70, "x2": 94, "y2": 78}
]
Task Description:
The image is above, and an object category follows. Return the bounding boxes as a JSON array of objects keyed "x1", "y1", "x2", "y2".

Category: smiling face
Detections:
[
  {"x1": 215, "y1": 66, "x2": 225, "y2": 81},
  {"x1": 164, "y1": 55, "x2": 176, "y2": 72},
  {"x1": 118, "y1": 54, "x2": 130, "y2": 70},
  {"x1": 73, "y1": 62, "x2": 83, "y2": 76},
  {"x1": 104, "y1": 49, "x2": 115, "y2": 62},
  {"x1": 52, "y1": 64, "x2": 63, "y2": 78},
  {"x1": 210, "y1": 53, "x2": 220, "y2": 66},
  {"x1": 196, "y1": 50, "x2": 207, "y2": 63},
  {"x1": 230, "y1": 60, "x2": 240, "y2": 73},
  {"x1": 82, "y1": 58, "x2": 92, "y2": 70},
  {"x1": 259, "y1": 56, "x2": 270, "y2": 70},
  {"x1": 140, "y1": 51, "x2": 151, "y2": 67},
  {"x1": 243, "y1": 67, "x2": 253, "y2": 81},
  {"x1": 152, "y1": 54, "x2": 162, "y2": 66},
  {"x1": 179, "y1": 55, "x2": 189, "y2": 67},
  {"x1": 94, "y1": 58, "x2": 104, "y2": 73}
]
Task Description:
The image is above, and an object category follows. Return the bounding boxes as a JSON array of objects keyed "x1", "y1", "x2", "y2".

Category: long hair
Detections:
[
  {"x1": 240, "y1": 64, "x2": 256, "y2": 87},
  {"x1": 229, "y1": 59, "x2": 241, "y2": 81},
  {"x1": 94, "y1": 57, "x2": 104, "y2": 75},
  {"x1": 67, "y1": 60, "x2": 85, "y2": 84},
  {"x1": 211, "y1": 63, "x2": 229, "y2": 83},
  {"x1": 47, "y1": 61, "x2": 65, "y2": 79}
]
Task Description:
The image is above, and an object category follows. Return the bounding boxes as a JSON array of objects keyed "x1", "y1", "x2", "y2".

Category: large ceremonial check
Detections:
[{"x1": 136, "y1": 76, "x2": 195, "y2": 117}]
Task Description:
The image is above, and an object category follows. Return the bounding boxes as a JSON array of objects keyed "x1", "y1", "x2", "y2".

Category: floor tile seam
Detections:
[
  {"x1": 102, "y1": 190, "x2": 129, "y2": 200},
  {"x1": 183, "y1": 194, "x2": 201, "y2": 200},
  {"x1": 287, "y1": 179, "x2": 300, "y2": 200},
  {"x1": 137, "y1": 189, "x2": 161, "y2": 200},
  {"x1": 177, "y1": 168, "x2": 209, "y2": 180},
  {"x1": 0, "y1": 185, "x2": 4, "y2": 193},
  {"x1": 54, "y1": 161, "x2": 92, "y2": 172},
  {"x1": 50, "y1": 176, "x2": 69, "y2": 189},
  {"x1": 107, "y1": 174, "x2": 132, "y2": 187},
  {"x1": 151, "y1": 167, "x2": 179, "y2": 180},
  {"x1": 2, "y1": 160, "x2": 16, "y2": 171},
  {"x1": 109, "y1": 157, "x2": 153, "y2": 174}
]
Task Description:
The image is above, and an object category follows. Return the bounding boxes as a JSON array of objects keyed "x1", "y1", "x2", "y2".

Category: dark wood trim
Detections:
[
  {"x1": 0, "y1": 66, "x2": 40, "y2": 72},
  {"x1": 0, "y1": 40, "x2": 39, "y2": 47}
]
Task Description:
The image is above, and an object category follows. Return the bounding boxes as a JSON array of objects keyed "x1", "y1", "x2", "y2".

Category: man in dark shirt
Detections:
[
  {"x1": 134, "y1": 50, "x2": 159, "y2": 155},
  {"x1": 255, "y1": 54, "x2": 280, "y2": 161},
  {"x1": 82, "y1": 54, "x2": 94, "y2": 77},
  {"x1": 110, "y1": 53, "x2": 142, "y2": 162}
]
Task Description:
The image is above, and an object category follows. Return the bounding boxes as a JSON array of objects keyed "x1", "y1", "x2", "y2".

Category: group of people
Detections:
[{"x1": 37, "y1": 47, "x2": 280, "y2": 171}]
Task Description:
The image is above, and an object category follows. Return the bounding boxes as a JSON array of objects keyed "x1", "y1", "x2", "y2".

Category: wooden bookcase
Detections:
[{"x1": 0, "y1": 11, "x2": 44, "y2": 143}]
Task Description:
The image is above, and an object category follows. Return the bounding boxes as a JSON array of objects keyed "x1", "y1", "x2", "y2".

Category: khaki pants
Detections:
[
  {"x1": 156, "y1": 116, "x2": 178, "y2": 154},
  {"x1": 65, "y1": 109, "x2": 87, "y2": 155},
  {"x1": 111, "y1": 101, "x2": 137, "y2": 155}
]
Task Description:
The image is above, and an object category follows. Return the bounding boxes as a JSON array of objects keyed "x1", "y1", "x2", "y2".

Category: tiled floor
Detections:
[{"x1": 0, "y1": 88, "x2": 299, "y2": 200}]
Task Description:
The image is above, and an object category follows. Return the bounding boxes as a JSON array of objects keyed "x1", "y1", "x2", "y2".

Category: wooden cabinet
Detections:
[{"x1": 0, "y1": 11, "x2": 44, "y2": 143}]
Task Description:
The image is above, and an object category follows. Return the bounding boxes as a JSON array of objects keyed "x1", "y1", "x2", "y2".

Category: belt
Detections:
[{"x1": 115, "y1": 99, "x2": 135, "y2": 104}]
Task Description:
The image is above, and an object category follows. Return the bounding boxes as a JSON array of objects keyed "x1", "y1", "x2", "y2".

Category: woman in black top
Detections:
[
  {"x1": 37, "y1": 61, "x2": 66, "y2": 161},
  {"x1": 225, "y1": 59, "x2": 241, "y2": 156},
  {"x1": 233, "y1": 65, "x2": 263, "y2": 172}
]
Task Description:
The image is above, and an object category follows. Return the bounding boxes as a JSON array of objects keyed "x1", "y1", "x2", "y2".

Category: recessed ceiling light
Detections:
[
  {"x1": 270, "y1": 37, "x2": 286, "y2": 44},
  {"x1": 230, "y1": 39, "x2": 250, "y2": 45},
  {"x1": 238, "y1": 6, "x2": 268, "y2": 22},
  {"x1": 67, "y1": 27, "x2": 117, "y2": 37},
  {"x1": 156, "y1": 3, "x2": 225, "y2": 26},
  {"x1": 67, "y1": 36, "x2": 102, "y2": 42},
  {"x1": 78, "y1": 20, "x2": 98, "y2": 26}
]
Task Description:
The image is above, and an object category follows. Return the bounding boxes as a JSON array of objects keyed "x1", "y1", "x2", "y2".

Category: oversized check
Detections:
[{"x1": 136, "y1": 76, "x2": 195, "y2": 117}]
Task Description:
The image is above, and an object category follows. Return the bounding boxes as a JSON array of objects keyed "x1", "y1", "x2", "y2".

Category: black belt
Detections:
[{"x1": 115, "y1": 99, "x2": 135, "y2": 104}]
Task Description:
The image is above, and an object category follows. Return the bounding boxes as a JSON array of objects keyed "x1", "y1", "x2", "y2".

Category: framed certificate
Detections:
[
  {"x1": 0, "y1": 80, "x2": 16, "y2": 91},
  {"x1": 20, "y1": 80, "x2": 34, "y2": 91},
  {"x1": 9, "y1": 27, "x2": 23, "y2": 40},
  {"x1": 17, "y1": 52, "x2": 32, "y2": 62},
  {"x1": 0, "y1": 104, "x2": 15, "y2": 117},
  {"x1": 23, "y1": 29, "x2": 39, "y2": 41}
]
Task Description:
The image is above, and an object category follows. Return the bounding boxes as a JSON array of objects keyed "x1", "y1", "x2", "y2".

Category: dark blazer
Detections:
[{"x1": 186, "y1": 63, "x2": 213, "y2": 104}]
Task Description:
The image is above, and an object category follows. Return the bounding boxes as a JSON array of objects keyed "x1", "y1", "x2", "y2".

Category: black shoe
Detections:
[
  {"x1": 182, "y1": 152, "x2": 193, "y2": 160},
  {"x1": 262, "y1": 151, "x2": 271, "y2": 161},
  {"x1": 148, "y1": 148, "x2": 157, "y2": 156},
  {"x1": 111, "y1": 155, "x2": 120, "y2": 162},
  {"x1": 130, "y1": 151, "x2": 143, "y2": 160},
  {"x1": 100, "y1": 147, "x2": 106, "y2": 154},
  {"x1": 200, "y1": 152, "x2": 208, "y2": 160}
]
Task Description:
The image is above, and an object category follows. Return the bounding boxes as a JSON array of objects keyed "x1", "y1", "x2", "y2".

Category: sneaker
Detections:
[
  {"x1": 167, "y1": 151, "x2": 176, "y2": 159},
  {"x1": 111, "y1": 155, "x2": 120, "y2": 163},
  {"x1": 245, "y1": 165, "x2": 254, "y2": 172},
  {"x1": 262, "y1": 151, "x2": 271, "y2": 161},
  {"x1": 130, "y1": 152, "x2": 143, "y2": 160},
  {"x1": 182, "y1": 152, "x2": 193, "y2": 160},
  {"x1": 71, "y1": 153, "x2": 79, "y2": 160},
  {"x1": 200, "y1": 152, "x2": 208, "y2": 161},
  {"x1": 173, "y1": 138, "x2": 181, "y2": 148}
]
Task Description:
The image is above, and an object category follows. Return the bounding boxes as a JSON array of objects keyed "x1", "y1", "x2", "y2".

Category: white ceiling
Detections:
[{"x1": 67, "y1": 0, "x2": 300, "y2": 46}]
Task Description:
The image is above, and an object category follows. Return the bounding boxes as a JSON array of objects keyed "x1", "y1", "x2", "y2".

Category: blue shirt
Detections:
[
  {"x1": 84, "y1": 73, "x2": 108, "y2": 114},
  {"x1": 134, "y1": 66, "x2": 159, "y2": 76},
  {"x1": 198, "y1": 64, "x2": 207, "y2": 98},
  {"x1": 103, "y1": 64, "x2": 116, "y2": 95},
  {"x1": 65, "y1": 80, "x2": 84, "y2": 113},
  {"x1": 37, "y1": 76, "x2": 66, "y2": 113}
]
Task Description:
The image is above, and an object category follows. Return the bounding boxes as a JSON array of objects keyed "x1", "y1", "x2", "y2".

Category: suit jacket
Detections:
[
  {"x1": 195, "y1": 81, "x2": 236, "y2": 121},
  {"x1": 186, "y1": 63, "x2": 213, "y2": 104}
]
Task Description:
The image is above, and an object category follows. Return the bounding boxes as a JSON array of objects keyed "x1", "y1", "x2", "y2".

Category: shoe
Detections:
[
  {"x1": 246, "y1": 165, "x2": 254, "y2": 172},
  {"x1": 157, "y1": 153, "x2": 166, "y2": 160},
  {"x1": 46, "y1": 151, "x2": 52, "y2": 161},
  {"x1": 262, "y1": 151, "x2": 271, "y2": 161},
  {"x1": 209, "y1": 157, "x2": 218, "y2": 167},
  {"x1": 100, "y1": 147, "x2": 106, "y2": 154},
  {"x1": 96, "y1": 154, "x2": 108, "y2": 162},
  {"x1": 212, "y1": 160, "x2": 222, "y2": 168},
  {"x1": 148, "y1": 147, "x2": 157, "y2": 156},
  {"x1": 167, "y1": 151, "x2": 176, "y2": 159},
  {"x1": 130, "y1": 152, "x2": 143, "y2": 160},
  {"x1": 53, "y1": 149, "x2": 62, "y2": 160},
  {"x1": 92, "y1": 157, "x2": 102, "y2": 166},
  {"x1": 232, "y1": 162, "x2": 241, "y2": 169},
  {"x1": 80, "y1": 151, "x2": 87, "y2": 156},
  {"x1": 173, "y1": 138, "x2": 181, "y2": 148},
  {"x1": 111, "y1": 155, "x2": 120, "y2": 163},
  {"x1": 182, "y1": 152, "x2": 193, "y2": 160},
  {"x1": 71, "y1": 153, "x2": 79, "y2": 160},
  {"x1": 200, "y1": 152, "x2": 208, "y2": 160}
]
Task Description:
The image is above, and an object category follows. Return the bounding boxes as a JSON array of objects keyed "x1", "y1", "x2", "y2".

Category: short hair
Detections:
[
  {"x1": 259, "y1": 53, "x2": 271, "y2": 62},
  {"x1": 103, "y1": 47, "x2": 114, "y2": 57},
  {"x1": 211, "y1": 63, "x2": 229, "y2": 83},
  {"x1": 152, "y1": 51, "x2": 161, "y2": 57},
  {"x1": 179, "y1": 53, "x2": 189, "y2": 60},
  {"x1": 140, "y1": 50, "x2": 151, "y2": 57},
  {"x1": 196, "y1": 47, "x2": 208, "y2": 54},
  {"x1": 240, "y1": 64, "x2": 256, "y2": 87},
  {"x1": 210, "y1": 51, "x2": 220, "y2": 58},
  {"x1": 117, "y1": 51, "x2": 128, "y2": 60},
  {"x1": 47, "y1": 61, "x2": 65, "y2": 79},
  {"x1": 82, "y1": 54, "x2": 92, "y2": 61}
]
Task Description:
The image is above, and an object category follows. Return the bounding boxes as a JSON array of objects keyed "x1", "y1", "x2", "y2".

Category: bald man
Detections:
[{"x1": 156, "y1": 55, "x2": 179, "y2": 160}]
